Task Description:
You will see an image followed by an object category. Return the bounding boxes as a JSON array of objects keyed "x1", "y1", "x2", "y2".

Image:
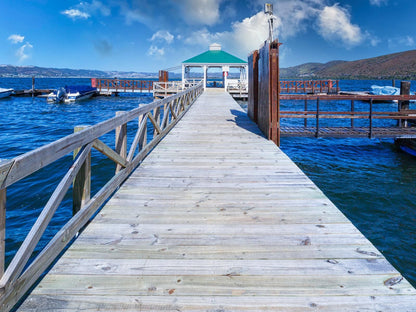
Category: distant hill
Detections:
[
  {"x1": 2, "y1": 50, "x2": 416, "y2": 80},
  {"x1": 280, "y1": 50, "x2": 416, "y2": 80},
  {"x1": 0, "y1": 65, "x2": 160, "y2": 79}
]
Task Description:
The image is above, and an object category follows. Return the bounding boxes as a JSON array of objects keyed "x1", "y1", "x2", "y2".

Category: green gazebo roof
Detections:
[{"x1": 183, "y1": 45, "x2": 246, "y2": 65}]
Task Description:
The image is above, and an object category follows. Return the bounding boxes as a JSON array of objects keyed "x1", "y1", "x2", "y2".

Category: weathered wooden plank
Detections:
[
  {"x1": 20, "y1": 294, "x2": 416, "y2": 312},
  {"x1": 29, "y1": 274, "x2": 414, "y2": 296},
  {"x1": 64, "y1": 244, "x2": 383, "y2": 260}
]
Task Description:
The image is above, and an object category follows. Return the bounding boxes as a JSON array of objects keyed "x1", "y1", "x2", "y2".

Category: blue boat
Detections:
[{"x1": 64, "y1": 85, "x2": 97, "y2": 103}]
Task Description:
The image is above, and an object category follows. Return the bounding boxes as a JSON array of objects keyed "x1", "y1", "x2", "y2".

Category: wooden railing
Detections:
[
  {"x1": 0, "y1": 83, "x2": 204, "y2": 311},
  {"x1": 153, "y1": 81, "x2": 201, "y2": 98},
  {"x1": 280, "y1": 94, "x2": 416, "y2": 138},
  {"x1": 92, "y1": 78, "x2": 154, "y2": 93},
  {"x1": 280, "y1": 80, "x2": 339, "y2": 94}
]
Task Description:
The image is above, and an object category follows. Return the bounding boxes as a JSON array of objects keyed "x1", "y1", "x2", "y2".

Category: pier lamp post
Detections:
[{"x1": 264, "y1": 3, "x2": 276, "y2": 43}]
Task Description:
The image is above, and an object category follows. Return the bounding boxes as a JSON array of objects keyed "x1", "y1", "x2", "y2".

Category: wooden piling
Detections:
[
  {"x1": 399, "y1": 81, "x2": 410, "y2": 127},
  {"x1": 115, "y1": 112, "x2": 127, "y2": 174},
  {"x1": 73, "y1": 126, "x2": 91, "y2": 216}
]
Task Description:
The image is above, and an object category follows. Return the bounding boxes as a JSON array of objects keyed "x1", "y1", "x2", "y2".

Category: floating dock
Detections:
[{"x1": 19, "y1": 89, "x2": 416, "y2": 311}]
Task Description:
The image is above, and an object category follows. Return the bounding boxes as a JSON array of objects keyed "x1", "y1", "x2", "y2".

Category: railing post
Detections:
[
  {"x1": 0, "y1": 188, "x2": 5, "y2": 278},
  {"x1": 138, "y1": 109, "x2": 147, "y2": 149},
  {"x1": 73, "y1": 126, "x2": 91, "y2": 216},
  {"x1": 304, "y1": 98, "x2": 308, "y2": 127},
  {"x1": 369, "y1": 98, "x2": 373, "y2": 139},
  {"x1": 315, "y1": 97, "x2": 320, "y2": 138},
  {"x1": 115, "y1": 112, "x2": 127, "y2": 174},
  {"x1": 399, "y1": 81, "x2": 410, "y2": 128}
]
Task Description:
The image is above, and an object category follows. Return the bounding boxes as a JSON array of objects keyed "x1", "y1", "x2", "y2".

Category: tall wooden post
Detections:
[
  {"x1": 73, "y1": 126, "x2": 91, "y2": 216},
  {"x1": 115, "y1": 112, "x2": 127, "y2": 174},
  {"x1": 399, "y1": 81, "x2": 410, "y2": 128},
  {"x1": 248, "y1": 50, "x2": 259, "y2": 123}
]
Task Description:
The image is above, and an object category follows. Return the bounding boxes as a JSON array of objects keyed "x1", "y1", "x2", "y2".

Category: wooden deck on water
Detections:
[{"x1": 20, "y1": 89, "x2": 416, "y2": 311}]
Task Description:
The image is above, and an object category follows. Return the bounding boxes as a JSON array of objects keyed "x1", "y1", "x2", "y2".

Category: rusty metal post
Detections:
[
  {"x1": 269, "y1": 40, "x2": 280, "y2": 146},
  {"x1": 248, "y1": 50, "x2": 259, "y2": 123}
]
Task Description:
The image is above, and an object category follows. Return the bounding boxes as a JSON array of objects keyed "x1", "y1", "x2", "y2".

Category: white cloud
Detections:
[
  {"x1": 388, "y1": 36, "x2": 415, "y2": 48},
  {"x1": 184, "y1": 11, "x2": 278, "y2": 57},
  {"x1": 61, "y1": 9, "x2": 90, "y2": 20},
  {"x1": 8, "y1": 34, "x2": 24, "y2": 44},
  {"x1": 119, "y1": 0, "x2": 224, "y2": 28},
  {"x1": 228, "y1": 11, "x2": 279, "y2": 53},
  {"x1": 401, "y1": 36, "x2": 415, "y2": 46},
  {"x1": 369, "y1": 0, "x2": 388, "y2": 6},
  {"x1": 147, "y1": 45, "x2": 165, "y2": 57},
  {"x1": 267, "y1": 0, "x2": 323, "y2": 38},
  {"x1": 151, "y1": 30, "x2": 174, "y2": 44},
  {"x1": 317, "y1": 4, "x2": 364, "y2": 46},
  {"x1": 173, "y1": 0, "x2": 223, "y2": 26},
  {"x1": 79, "y1": 1, "x2": 111, "y2": 16},
  {"x1": 16, "y1": 42, "x2": 33, "y2": 62}
]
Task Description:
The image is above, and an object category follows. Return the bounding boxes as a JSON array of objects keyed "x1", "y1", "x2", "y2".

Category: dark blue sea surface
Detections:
[{"x1": 1, "y1": 78, "x2": 416, "y2": 289}]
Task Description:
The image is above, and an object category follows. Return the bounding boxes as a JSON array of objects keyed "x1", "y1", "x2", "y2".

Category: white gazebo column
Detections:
[
  {"x1": 203, "y1": 65, "x2": 207, "y2": 90},
  {"x1": 222, "y1": 66, "x2": 229, "y2": 91}
]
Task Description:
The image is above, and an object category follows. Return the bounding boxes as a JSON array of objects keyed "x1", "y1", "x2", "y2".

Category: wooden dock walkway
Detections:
[{"x1": 19, "y1": 89, "x2": 416, "y2": 311}]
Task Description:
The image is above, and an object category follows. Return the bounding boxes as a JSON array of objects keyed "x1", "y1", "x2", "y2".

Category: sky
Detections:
[{"x1": 1, "y1": 0, "x2": 416, "y2": 73}]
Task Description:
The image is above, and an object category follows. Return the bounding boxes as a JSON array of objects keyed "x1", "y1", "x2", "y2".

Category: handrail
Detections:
[
  {"x1": 280, "y1": 95, "x2": 416, "y2": 138},
  {"x1": 0, "y1": 82, "x2": 204, "y2": 311},
  {"x1": 93, "y1": 78, "x2": 154, "y2": 93},
  {"x1": 280, "y1": 80, "x2": 339, "y2": 94}
]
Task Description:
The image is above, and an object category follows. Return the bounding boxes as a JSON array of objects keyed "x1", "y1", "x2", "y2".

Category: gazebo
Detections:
[{"x1": 182, "y1": 43, "x2": 248, "y2": 90}]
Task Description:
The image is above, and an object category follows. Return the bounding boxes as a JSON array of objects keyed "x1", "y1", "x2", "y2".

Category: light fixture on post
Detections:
[{"x1": 264, "y1": 3, "x2": 276, "y2": 43}]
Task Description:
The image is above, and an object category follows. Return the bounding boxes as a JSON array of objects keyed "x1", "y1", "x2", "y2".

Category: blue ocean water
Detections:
[{"x1": 1, "y1": 78, "x2": 416, "y2": 289}]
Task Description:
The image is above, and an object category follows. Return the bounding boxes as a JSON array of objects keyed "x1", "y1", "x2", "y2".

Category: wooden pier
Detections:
[{"x1": 15, "y1": 89, "x2": 416, "y2": 311}]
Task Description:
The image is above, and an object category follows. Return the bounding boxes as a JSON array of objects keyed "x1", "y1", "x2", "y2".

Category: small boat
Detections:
[
  {"x1": 370, "y1": 85, "x2": 416, "y2": 103},
  {"x1": 0, "y1": 87, "x2": 14, "y2": 99},
  {"x1": 64, "y1": 85, "x2": 97, "y2": 103},
  {"x1": 47, "y1": 87, "x2": 67, "y2": 103},
  {"x1": 46, "y1": 85, "x2": 97, "y2": 103},
  {"x1": 370, "y1": 85, "x2": 400, "y2": 96}
]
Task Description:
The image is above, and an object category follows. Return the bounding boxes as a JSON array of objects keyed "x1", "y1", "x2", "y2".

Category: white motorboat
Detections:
[
  {"x1": 46, "y1": 85, "x2": 97, "y2": 103},
  {"x1": 47, "y1": 87, "x2": 67, "y2": 103},
  {"x1": 0, "y1": 87, "x2": 13, "y2": 99}
]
